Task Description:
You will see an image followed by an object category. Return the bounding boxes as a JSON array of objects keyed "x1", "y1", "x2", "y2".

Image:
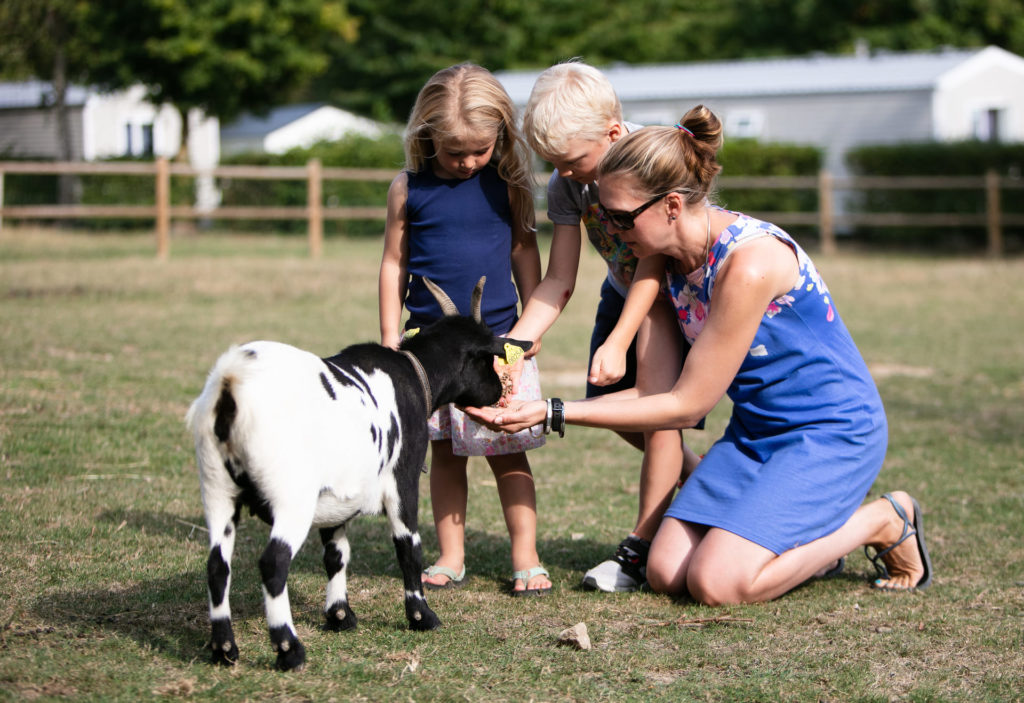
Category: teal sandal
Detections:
[
  {"x1": 865, "y1": 493, "x2": 933, "y2": 591},
  {"x1": 422, "y1": 564, "x2": 465, "y2": 591},
  {"x1": 512, "y1": 566, "x2": 552, "y2": 597}
]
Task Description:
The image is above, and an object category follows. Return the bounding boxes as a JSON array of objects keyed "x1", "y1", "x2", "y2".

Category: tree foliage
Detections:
[
  {"x1": 85, "y1": 0, "x2": 357, "y2": 125},
  {"x1": 3, "y1": 0, "x2": 1023, "y2": 134},
  {"x1": 313, "y1": 0, "x2": 1024, "y2": 122}
]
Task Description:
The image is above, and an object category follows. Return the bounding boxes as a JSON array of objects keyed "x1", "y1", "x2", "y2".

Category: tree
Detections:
[
  {"x1": 86, "y1": 0, "x2": 358, "y2": 158},
  {"x1": 309, "y1": 0, "x2": 1024, "y2": 123},
  {"x1": 0, "y1": 0, "x2": 99, "y2": 201}
]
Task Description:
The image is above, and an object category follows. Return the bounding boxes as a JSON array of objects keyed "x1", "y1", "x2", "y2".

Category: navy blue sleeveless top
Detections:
[{"x1": 404, "y1": 164, "x2": 519, "y2": 335}]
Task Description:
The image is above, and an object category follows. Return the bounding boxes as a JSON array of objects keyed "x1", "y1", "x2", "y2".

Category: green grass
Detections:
[{"x1": 1, "y1": 227, "x2": 1022, "y2": 701}]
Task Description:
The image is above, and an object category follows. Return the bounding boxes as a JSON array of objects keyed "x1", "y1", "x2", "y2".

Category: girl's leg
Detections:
[
  {"x1": 485, "y1": 452, "x2": 551, "y2": 593},
  {"x1": 684, "y1": 491, "x2": 928, "y2": 605},
  {"x1": 423, "y1": 439, "x2": 468, "y2": 587}
]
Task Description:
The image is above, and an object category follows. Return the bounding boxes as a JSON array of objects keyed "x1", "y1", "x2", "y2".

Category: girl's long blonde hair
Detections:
[{"x1": 404, "y1": 63, "x2": 536, "y2": 237}]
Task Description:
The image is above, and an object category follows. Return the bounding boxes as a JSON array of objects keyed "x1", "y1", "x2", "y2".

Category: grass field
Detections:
[{"x1": 1, "y1": 228, "x2": 1022, "y2": 702}]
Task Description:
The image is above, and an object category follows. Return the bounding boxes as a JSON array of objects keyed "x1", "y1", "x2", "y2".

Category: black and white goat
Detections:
[{"x1": 185, "y1": 277, "x2": 529, "y2": 671}]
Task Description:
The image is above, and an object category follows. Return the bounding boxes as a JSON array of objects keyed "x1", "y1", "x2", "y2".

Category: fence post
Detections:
[
  {"x1": 155, "y1": 157, "x2": 170, "y2": 259},
  {"x1": 985, "y1": 169, "x2": 1003, "y2": 258},
  {"x1": 818, "y1": 169, "x2": 835, "y2": 255},
  {"x1": 307, "y1": 158, "x2": 323, "y2": 259}
]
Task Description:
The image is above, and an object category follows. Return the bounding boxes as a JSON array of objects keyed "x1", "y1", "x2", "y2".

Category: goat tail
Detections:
[{"x1": 187, "y1": 346, "x2": 257, "y2": 487}]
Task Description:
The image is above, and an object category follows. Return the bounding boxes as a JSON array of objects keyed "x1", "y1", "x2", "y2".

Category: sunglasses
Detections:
[{"x1": 598, "y1": 190, "x2": 685, "y2": 231}]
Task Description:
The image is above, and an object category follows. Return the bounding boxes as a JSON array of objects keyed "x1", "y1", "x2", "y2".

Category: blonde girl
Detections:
[{"x1": 379, "y1": 63, "x2": 550, "y2": 595}]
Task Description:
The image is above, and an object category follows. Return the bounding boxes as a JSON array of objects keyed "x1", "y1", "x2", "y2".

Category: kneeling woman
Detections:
[{"x1": 467, "y1": 106, "x2": 932, "y2": 604}]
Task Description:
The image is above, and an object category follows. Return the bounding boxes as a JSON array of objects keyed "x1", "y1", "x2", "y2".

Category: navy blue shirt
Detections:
[{"x1": 404, "y1": 164, "x2": 519, "y2": 334}]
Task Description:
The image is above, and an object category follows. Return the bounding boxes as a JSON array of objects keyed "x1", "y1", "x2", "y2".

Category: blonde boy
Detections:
[{"x1": 504, "y1": 61, "x2": 699, "y2": 593}]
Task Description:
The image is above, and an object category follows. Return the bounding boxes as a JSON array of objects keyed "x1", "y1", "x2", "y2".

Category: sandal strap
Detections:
[
  {"x1": 423, "y1": 564, "x2": 465, "y2": 582},
  {"x1": 512, "y1": 565, "x2": 549, "y2": 582},
  {"x1": 864, "y1": 493, "x2": 917, "y2": 579}
]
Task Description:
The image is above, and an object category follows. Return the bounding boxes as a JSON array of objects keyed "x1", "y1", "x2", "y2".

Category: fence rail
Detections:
[{"x1": 1, "y1": 158, "x2": 1021, "y2": 258}]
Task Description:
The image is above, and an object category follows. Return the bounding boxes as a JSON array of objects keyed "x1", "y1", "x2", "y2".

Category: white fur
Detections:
[{"x1": 187, "y1": 340, "x2": 404, "y2": 531}]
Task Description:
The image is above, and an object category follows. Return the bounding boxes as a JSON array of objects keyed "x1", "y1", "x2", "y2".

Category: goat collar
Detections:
[{"x1": 400, "y1": 350, "x2": 432, "y2": 416}]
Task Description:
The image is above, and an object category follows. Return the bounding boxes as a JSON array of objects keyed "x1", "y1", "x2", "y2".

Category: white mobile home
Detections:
[{"x1": 497, "y1": 46, "x2": 1024, "y2": 177}]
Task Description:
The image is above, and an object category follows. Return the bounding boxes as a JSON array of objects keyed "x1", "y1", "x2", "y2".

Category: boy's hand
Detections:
[{"x1": 588, "y1": 342, "x2": 627, "y2": 387}]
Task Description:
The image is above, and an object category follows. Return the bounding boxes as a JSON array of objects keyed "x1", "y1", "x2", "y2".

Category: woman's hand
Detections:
[{"x1": 464, "y1": 400, "x2": 547, "y2": 434}]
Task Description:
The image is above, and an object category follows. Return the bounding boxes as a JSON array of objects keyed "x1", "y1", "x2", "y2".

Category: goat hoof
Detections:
[
  {"x1": 408, "y1": 609, "x2": 441, "y2": 631},
  {"x1": 275, "y1": 639, "x2": 306, "y2": 672},
  {"x1": 210, "y1": 641, "x2": 239, "y2": 666},
  {"x1": 325, "y1": 602, "x2": 357, "y2": 631}
]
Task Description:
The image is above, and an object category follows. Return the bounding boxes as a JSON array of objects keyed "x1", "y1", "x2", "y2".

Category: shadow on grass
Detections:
[
  {"x1": 29, "y1": 508, "x2": 619, "y2": 664},
  {"x1": 29, "y1": 570, "x2": 215, "y2": 665},
  {"x1": 96, "y1": 507, "x2": 617, "y2": 584}
]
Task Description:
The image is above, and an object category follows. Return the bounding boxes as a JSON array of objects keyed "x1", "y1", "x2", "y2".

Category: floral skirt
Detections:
[{"x1": 428, "y1": 357, "x2": 545, "y2": 456}]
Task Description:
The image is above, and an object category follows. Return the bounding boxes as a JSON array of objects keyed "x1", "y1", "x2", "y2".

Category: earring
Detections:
[{"x1": 669, "y1": 216, "x2": 677, "y2": 221}]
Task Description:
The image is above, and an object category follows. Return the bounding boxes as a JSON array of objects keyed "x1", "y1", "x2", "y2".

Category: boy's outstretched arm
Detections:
[{"x1": 506, "y1": 222, "x2": 583, "y2": 349}]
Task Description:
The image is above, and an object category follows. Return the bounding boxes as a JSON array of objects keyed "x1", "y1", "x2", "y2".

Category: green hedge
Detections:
[
  {"x1": 0, "y1": 135, "x2": 404, "y2": 234},
  {"x1": 716, "y1": 139, "x2": 822, "y2": 241},
  {"x1": 717, "y1": 138, "x2": 821, "y2": 210},
  {"x1": 215, "y1": 134, "x2": 405, "y2": 236},
  {"x1": 845, "y1": 141, "x2": 1024, "y2": 249},
  {"x1": 0, "y1": 155, "x2": 192, "y2": 231}
]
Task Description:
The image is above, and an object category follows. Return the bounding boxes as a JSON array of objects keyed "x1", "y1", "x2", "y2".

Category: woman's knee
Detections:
[
  {"x1": 686, "y1": 564, "x2": 750, "y2": 606},
  {"x1": 645, "y1": 559, "x2": 683, "y2": 595}
]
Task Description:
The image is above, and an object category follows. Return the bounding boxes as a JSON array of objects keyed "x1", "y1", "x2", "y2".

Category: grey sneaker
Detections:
[{"x1": 581, "y1": 535, "x2": 650, "y2": 592}]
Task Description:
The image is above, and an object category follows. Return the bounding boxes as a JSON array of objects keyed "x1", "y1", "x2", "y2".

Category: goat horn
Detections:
[
  {"x1": 422, "y1": 277, "x2": 459, "y2": 316},
  {"x1": 470, "y1": 276, "x2": 486, "y2": 322}
]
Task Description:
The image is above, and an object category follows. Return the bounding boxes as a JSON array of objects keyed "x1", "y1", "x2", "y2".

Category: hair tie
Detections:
[{"x1": 675, "y1": 123, "x2": 694, "y2": 137}]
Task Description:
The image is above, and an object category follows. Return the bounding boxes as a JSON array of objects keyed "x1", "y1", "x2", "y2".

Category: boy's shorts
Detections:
[{"x1": 586, "y1": 279, "x2": 637, "y2": 398}]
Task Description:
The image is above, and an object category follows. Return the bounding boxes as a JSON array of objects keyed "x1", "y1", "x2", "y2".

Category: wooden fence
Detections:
[{"x1": 1, "y1": 158, "x2": 1022, "y2": 258}]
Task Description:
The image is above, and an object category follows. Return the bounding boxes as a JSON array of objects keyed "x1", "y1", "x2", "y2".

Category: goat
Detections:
[{"x1": 185, "y1": 277, "x2": 530, "y2": 671}]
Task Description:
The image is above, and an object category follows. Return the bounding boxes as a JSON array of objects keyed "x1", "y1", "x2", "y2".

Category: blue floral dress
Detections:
[{"x1": 664, "y1": 212, "x2": 888, "y2": 554}]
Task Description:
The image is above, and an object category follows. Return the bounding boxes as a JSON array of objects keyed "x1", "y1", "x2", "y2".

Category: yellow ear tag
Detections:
[
  {"x1": 401, "y1": 327, "x2": 420, "y2": 341},
  {"x1": 501, "y1": 342, "x2": 524, "y2": 366}
]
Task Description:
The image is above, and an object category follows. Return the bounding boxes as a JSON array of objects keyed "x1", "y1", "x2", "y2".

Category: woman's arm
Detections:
[
  {"x1": 379, "y1": 173, "x2": 410, "y2": 350},
  {"x1": 589, "y1": 254, "x2": 667, "y2": 386},
  {"x1": 469, "y1": 236, "x2": 799, "y2": 433}
]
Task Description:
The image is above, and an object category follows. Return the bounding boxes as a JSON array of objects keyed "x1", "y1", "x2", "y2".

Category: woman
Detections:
[{"x1": 467, "y1": 105, "x2": 932, "y2": 604}]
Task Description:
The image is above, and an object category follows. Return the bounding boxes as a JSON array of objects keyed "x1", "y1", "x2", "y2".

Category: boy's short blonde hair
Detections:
[{"x1": 522, "y1": 61, "x2": 623, "y2": 160}]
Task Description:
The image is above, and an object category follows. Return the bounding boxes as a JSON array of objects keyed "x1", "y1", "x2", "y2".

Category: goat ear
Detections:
[{"x1": 491, "y1": 336, "x2": 533, "y2": 362}]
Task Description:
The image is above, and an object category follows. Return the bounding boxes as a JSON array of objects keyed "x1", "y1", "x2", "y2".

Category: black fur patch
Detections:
[
  {"x1": 258, "y1": 538, "x2": 292, "y2": 598},
  {"x1": 321, "y1": 538, "x2": 344, "y2": 579},
  {"x1": 213, "y1": 383, "x2": 236, "y2": 443},
  {"x1": 383, "y1": 413, "x2": 400, "y2": 473},
  {"x1": 232, "y1": 473, "x2": 273, "y2": 525},
  {"x1": 322, "y1": 359, "x2": 377, "y2": 407},
  {"x1": 206, "y1": 545, "x2": 230, "y2": 607},
  {"x1": 319, "y1": 372, "x2": 336, "y2": 400}
]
